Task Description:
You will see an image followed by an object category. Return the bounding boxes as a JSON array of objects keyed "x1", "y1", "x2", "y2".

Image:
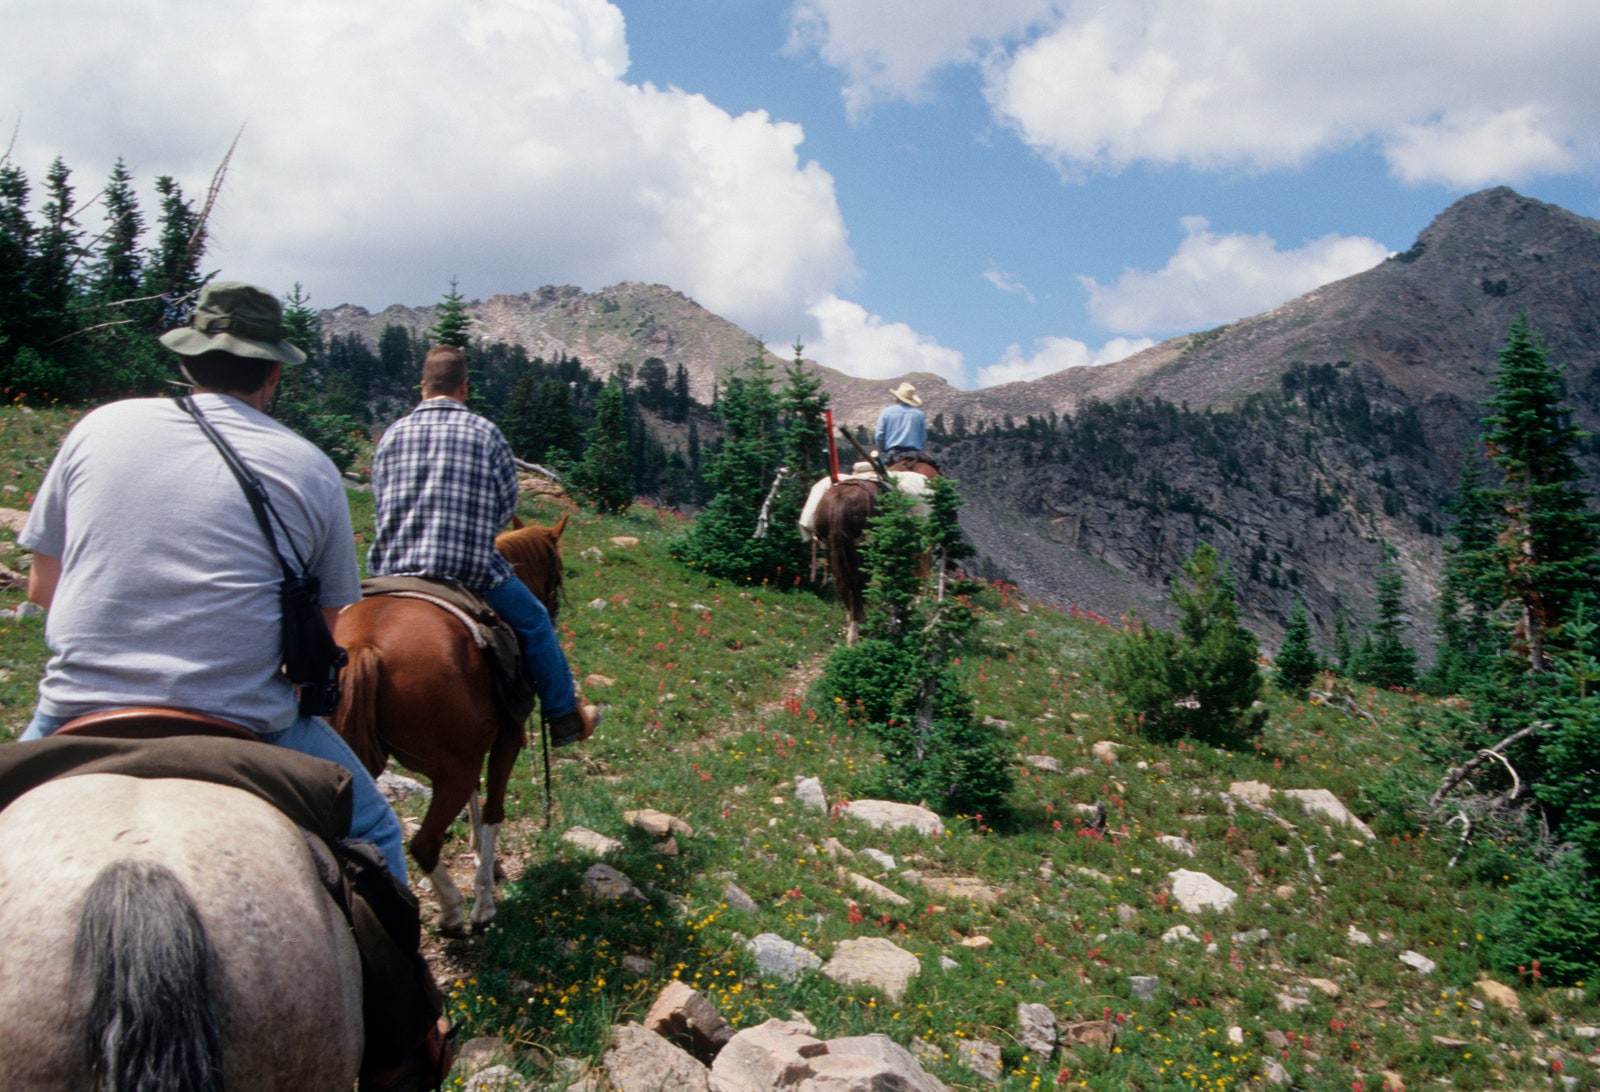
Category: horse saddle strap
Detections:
[
  {"x1": 55, "y1": 706, "x2": 259, "y2": 742},
  {"x1": 359, "y1": 576, "x2": 501, "y2": 648}
]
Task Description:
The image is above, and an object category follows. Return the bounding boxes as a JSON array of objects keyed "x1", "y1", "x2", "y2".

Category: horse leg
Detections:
[
  {"x1": 468, "y1": 726, "x2": 522, "y2": 932},
  {"x1": 412, "y1": 774, "x2": 478, "y2": 939}
]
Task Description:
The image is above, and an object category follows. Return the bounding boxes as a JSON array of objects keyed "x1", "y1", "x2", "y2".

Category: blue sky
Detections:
[{"x1": 5, "y1": 0, "x2": 1598, "y2": 388}]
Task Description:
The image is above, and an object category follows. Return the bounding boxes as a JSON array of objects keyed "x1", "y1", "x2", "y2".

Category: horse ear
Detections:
[
  {"x1": 550, "y1": 511, "x2": 571, "y2": 541},
  {"x1": 510, "y1": 515, "x2": 525, "y2": 531}
]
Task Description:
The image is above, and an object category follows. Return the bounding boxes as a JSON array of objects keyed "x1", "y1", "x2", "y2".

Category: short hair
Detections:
[
  {"x1": 179, "y1": 351, "x2": 276, "y2": 395},
  {"x1": 422, "y1": 346, "x2": 468, "y2": 395}
]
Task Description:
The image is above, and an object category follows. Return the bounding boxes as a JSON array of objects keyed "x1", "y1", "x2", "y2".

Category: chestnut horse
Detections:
[
  {"x1": 333, "y1": 515, "x2": 568, "y2": 936},
  {"x1": 0, "y1": 773, "x2": 363, "y2": 1090},
  {"x1": 811, "y1": 460, "x2": 938, "y2": 646}
]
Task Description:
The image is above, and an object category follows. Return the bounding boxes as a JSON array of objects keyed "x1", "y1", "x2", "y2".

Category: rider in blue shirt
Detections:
[{"x1": 874, "y1": 382, "x2": 927, "y2": 466}]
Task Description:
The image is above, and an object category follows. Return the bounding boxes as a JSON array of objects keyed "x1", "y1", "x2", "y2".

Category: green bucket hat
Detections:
[{"x1": 159, "y1": 281, "x2": 307, "y2": 366}]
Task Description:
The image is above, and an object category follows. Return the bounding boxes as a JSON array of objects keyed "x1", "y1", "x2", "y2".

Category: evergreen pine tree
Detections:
[
  {"x1": 1357, "y1": 546, "x2": 1417, "y2": 689},
  {"x1": 0, "y1": 161, "x2": 32, "y2": 373},
  {"x1": 1274, "y1": 599, "x2": 1318, "y2": 695},
  {"x1": 569, "y1": 377, "x2": 632, "y2": 513},
  {"x1": 1482, "y1": 314, "x2": 1600, "y2": 672},
  {"x1": 91, "y1": 158, "x2": 144, "y2": 304},
  {"x1": 144, "y1": 174, "x2": 205, "y2": 325},
  {"x1": 429, "y1": 276, "x2": 474, "y2": 348}
]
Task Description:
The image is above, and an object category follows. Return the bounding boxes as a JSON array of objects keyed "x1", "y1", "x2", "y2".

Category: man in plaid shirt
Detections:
[{"x1": 367, "y1": 345, "x2": 588, "y2": 745}]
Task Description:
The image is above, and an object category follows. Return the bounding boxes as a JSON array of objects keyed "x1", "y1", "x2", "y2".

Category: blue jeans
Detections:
[
  {"x1": 23, "y1": 707, "x2": 409, "y2": 888},
  {"x1": 484, "y1": 575, "x2": 577, "y2": 718}
]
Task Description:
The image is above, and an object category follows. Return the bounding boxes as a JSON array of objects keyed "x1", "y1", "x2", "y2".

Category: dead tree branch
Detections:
[{"x1": 1428, "y1": 722, "x2": 1544, "y2": 810}]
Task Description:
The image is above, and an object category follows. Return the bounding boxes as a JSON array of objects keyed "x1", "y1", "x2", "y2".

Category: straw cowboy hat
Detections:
[
  {"x1": 159, "y1": 282, "x2": 308, "y2": 367},
  {"x1": 889, "y1": 382, "x2": 922, "y2": 407}
]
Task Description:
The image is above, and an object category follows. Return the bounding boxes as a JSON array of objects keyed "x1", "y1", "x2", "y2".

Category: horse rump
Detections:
[{"x1": 72, "y1": 859, "x2": 223, "y2": 1092}]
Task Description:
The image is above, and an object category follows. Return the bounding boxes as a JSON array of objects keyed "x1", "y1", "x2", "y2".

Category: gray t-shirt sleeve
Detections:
[{"x1": 18, "y1": 425, "x2": 81, "y2": 557}]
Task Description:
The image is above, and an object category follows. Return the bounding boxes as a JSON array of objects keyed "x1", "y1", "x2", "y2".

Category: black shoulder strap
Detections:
[{"x1": 177, "y1": 395, "x2": 309, "y2": 579}]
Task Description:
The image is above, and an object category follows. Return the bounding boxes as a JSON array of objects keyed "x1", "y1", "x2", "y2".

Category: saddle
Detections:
[
  {"x1": 359, "y1": 576, "x2": 538, "y2": 736},
  {"x1": 0, "y1": 716, "x2": 444, "y2": 1078}
]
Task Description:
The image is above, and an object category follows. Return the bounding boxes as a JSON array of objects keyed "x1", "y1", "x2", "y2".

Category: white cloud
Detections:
[
  {"x1": 787, "y1": 0, "x2": 1056, "y2": 119},
  {"x1": 807, "y1": 294, "x2": 967, "y2": 385},
  {"x1": 0, "y1": 0, "x2": 855, "y2": 338},
  {"x1": 1081, "y1": 217, "x2": 1390, "y2": 336},
  {"x1": 982, "y1": 264, "x2": 1035, "y2": 303},
  {"x1": 976, "y1": 335, "x2": 1152, "y2": 387},
  {"x1": 795, "y1": 1, "x2": 1600, "y2": 184}
]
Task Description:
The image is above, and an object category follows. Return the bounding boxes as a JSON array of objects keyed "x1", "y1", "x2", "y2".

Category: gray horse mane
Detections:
[{"x1": 71, "y1": 859, "x2": 224, "y2": 1092}]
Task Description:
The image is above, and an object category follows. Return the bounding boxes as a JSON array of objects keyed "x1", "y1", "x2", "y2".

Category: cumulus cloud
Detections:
[
  {"x1": 787, "y1": 0, "x2": 1055, "y2": 119},
  {"x1": 795, "y1": 1, "x2": 1600, "y2": 184},
  {"x1": 1081, "y1": 217, "x2": 1389, "y2": 336},
  {"x1": 807, "y1": 294, "x2": 967, "y2": 385},
  {"x1": 982, "y1": 263, "x2": 1035, "y2": 303},
  {"x1": 0, "y1": 0, "x2": 855, "y2": 337},
  {"x1": 976, "y1": 335, "x2": 1152, "y2": 388}
]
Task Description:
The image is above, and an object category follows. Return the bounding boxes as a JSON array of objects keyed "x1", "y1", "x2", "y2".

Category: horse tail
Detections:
[
  {"x1": 335, "y1": 643, "x2": 388, "y2": 777},
  {"x1": 824, "y1": 483, "x2": 874, "y2": 629},
  {"x1": 73, "y1": 859, "x2": 224, "y2": 1092}
]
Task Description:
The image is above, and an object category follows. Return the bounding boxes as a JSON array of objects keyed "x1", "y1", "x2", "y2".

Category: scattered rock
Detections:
[
  {"x1": 843, "y1": 869, "x2": 911, "y2": 907},
  {"x1": 1303, "y1": 978, "x2": 1341, "y2": 998},
  {"x1": 1058, "y1": 1021, "x2": 1114, "y2": 1050},
  {"x1": 1474, "y1": 979, "x2": 1520, "y2": 1011},
  {"x1": 586, "y1": 598, "x2": 607, "y2": 610},
  {"x1": 621, "y1": 955, "x2": 656, "y2": 976},
  {"x1": 918, "y1": 875, "x2": 1003, "y2": 905},
  {"x1": 1129, "y1": 975, "x2": 1160, "y2": 1000},
  {"x1": 859, "y1": 848, "x2": 896, "y2": 872},
  {"x1": 1227, "y1": 780, "x2": 1274, "y2": 805},
  {"x1": 6, "y1": 601, "x2": 43, "y2": 619},
  {"x1": 643, "y1": 981, "x2": 735, "y2": 1063},
  {"x1": 608, "y1": 536, "x2": 640, "y2": 547},
  {"x1": 938, "y1": 956, "x2": 959, "y2": 970},
  {"x1": 583, "y1": 673, "x2": 617, "y2": 688},
  {"x1": 1116, "y1": 903, "x2": 1136, "y2": 924},
  {"x1": 1274, "y1": 884, "x2": 1296, "y2": 900},
  {"x1": 1068, "y1": 766, "x2": 1094, "y2": 777},
  {"x1": 1226, "y1": 1026, "x2": 1244, "y2": 1046},
  {"x1": 957, "y1": 1040, "x2": 1003, "y2": 1084},
  {"x1": 457, "y1": 1037, "x2": 514, "y2": 1076},
  {"x1": 1157, "y1": 835, "x2": 1197, "y2": 857},
  {"x1": 837, "y1": 800, "x2": 945, "y2": 836},
  {"x1": 1399, "y1": 950, "x2": 1437, "y2": 975},
  {"x1": 708, "y1": 1020, "x2": 948, "y2": 1092},
  {"x1": 580, "y1": 546, "x2": 604, "y2": 562},
  {"x1": 1432, "y1": 1036, "x2": 1469, "y2": 1052},
  {"x1": 821, "y1": 837, "x2": 854, "y2": 859},
  {"x1": 1025, "y1": 754, "x2": 1063, "y2": 773},
  {"x1": 822, "y1": 937, "x2": 921, "y2": 1000},
  {"x1": 748, "y1": 934, "x2": 822, "y2": 980},
  {"x1": 603, "y1": 1023, "x2": 709, "y2": 1092},
  {"x1": 563, "y1": 826, "x2": 623, "y2": 857},
  {"x1": 1276, "y1": 994, "x2": 1312, "y2": 1012},
  {"x1": 1091, "y1": 740, "x2": 1122, "y2": 764},
  {"x1": 624, "y1": 808, "x2": 694, "y2": 838},
  {"x1": 1262, "y1": 1030, "x2": 1289, "y2": 1051},
  {"x1": 981, "y1": 715, "x2": 1013, "y2": 729},
  {"x1": 654, "y1": 836, "x2": 680, "y2": 856},
  {"x1": 377, "y1": 769, "x2": 431, "y2": 802},
  {"x1": 1379, "y1": 1070, "x2": 1406, "y2": 1091},
  {"x1": 583, "y1": 863, "x2": 646, "y2": 902},
  {"x1": 1167, "y1": 869, "x2": 1239, "y2": 913},
  {"x1": 1017, "y1": 1002, "x2": 1057, "y2": 1058},
  {"x1": 1162, "y1": 925, "x2": 1201, "y2": 945},
  {"x1": 1570, "y1": 1025, "x2": 1599, "y2": 1039},
  {"x1": 959, "y1": 935, "x2": 993, "y2": 950},
  {"x1": 723, "y1": 883, "x2": 759, "y2": 913},
  {"x1": 794, "y1": 777, "x2": 827, "y2": 811},
  {"x1": 463, "y1": 1066, "x2": 526, "y2": 1092},
  {"x1": 1347, "y1": 925, "x2": 1373, "y2": 946},
  {"x1": 0, "y1": 508, "x2": 29, "y2": 533},
  {"x1": 1281, "y1": 788, "x2": 1377, "y2": 840},
  {"x1": 1262, "y1": 1058, "x2": 1290, "y2": 1085}
]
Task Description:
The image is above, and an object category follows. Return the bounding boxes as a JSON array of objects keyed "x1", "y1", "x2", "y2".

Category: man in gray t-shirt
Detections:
[{"x1": 17, "y1": 282, "x2": 407, "y2": 888}]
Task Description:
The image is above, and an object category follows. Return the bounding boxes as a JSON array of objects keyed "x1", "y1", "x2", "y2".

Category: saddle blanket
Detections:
[
  {"x1": 797, "y1": 469, "x2": 933, "y2": 542},
  {"x1": 358, "y1": 576, "x2": 538, "y2": 735}
]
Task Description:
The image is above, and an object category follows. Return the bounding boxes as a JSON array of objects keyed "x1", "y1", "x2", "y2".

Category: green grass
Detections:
[{"x1": 4, "y1": 403, "x2": 1597, "y2": 1091}]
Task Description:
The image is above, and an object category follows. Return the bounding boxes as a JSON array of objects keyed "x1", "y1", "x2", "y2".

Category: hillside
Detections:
[{"x1": 3, "y1": 404, "x2": 1598, "y2": 1091}]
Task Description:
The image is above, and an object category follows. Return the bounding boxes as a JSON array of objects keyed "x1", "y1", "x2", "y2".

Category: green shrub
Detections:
[
  {"x1": 1105, "y1": 543, "x2": 1266, "y2": 746},
  {"x1": 1480, "y1": 851, "x2": 1600, "y2": 985}
]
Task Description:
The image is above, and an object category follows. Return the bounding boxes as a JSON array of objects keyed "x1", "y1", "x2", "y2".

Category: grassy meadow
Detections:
[{"x1": 2, "y1": 403, "x2": 1596, "y2": 1091}]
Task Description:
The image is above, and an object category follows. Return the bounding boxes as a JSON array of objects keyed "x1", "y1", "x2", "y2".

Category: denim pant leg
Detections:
[
  {"x1": 484, "y1": 575, "x2": 577, "y2": 718},
  {"x1": 262, "y1": 714, "x2": 410, "y2": 888},
  {"x1": 20, "y1": 708, "x2": 71, "y2": 741}
]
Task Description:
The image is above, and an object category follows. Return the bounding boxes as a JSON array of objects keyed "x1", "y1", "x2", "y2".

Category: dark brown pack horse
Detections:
[
  {"x1": 333, "y1": 514, "x2": 569, "y2": 936},
  {"x1": 811, "y1": 458, "x2": 938, "y2": 646}
]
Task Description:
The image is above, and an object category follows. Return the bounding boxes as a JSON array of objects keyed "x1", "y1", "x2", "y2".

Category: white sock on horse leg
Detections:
[{"x1": 471, "y1": 822, "x2": 500, "y2": 930}]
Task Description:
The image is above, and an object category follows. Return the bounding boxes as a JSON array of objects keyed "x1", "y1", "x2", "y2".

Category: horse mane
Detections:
[{"x1": 494, "y1": 512, "x2": 568, "y2": 619}]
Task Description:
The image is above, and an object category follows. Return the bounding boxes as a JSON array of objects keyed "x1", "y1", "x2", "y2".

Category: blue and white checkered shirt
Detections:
[{"x1": 367, "y1": 398, "x2": 518, "y2": 592}]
